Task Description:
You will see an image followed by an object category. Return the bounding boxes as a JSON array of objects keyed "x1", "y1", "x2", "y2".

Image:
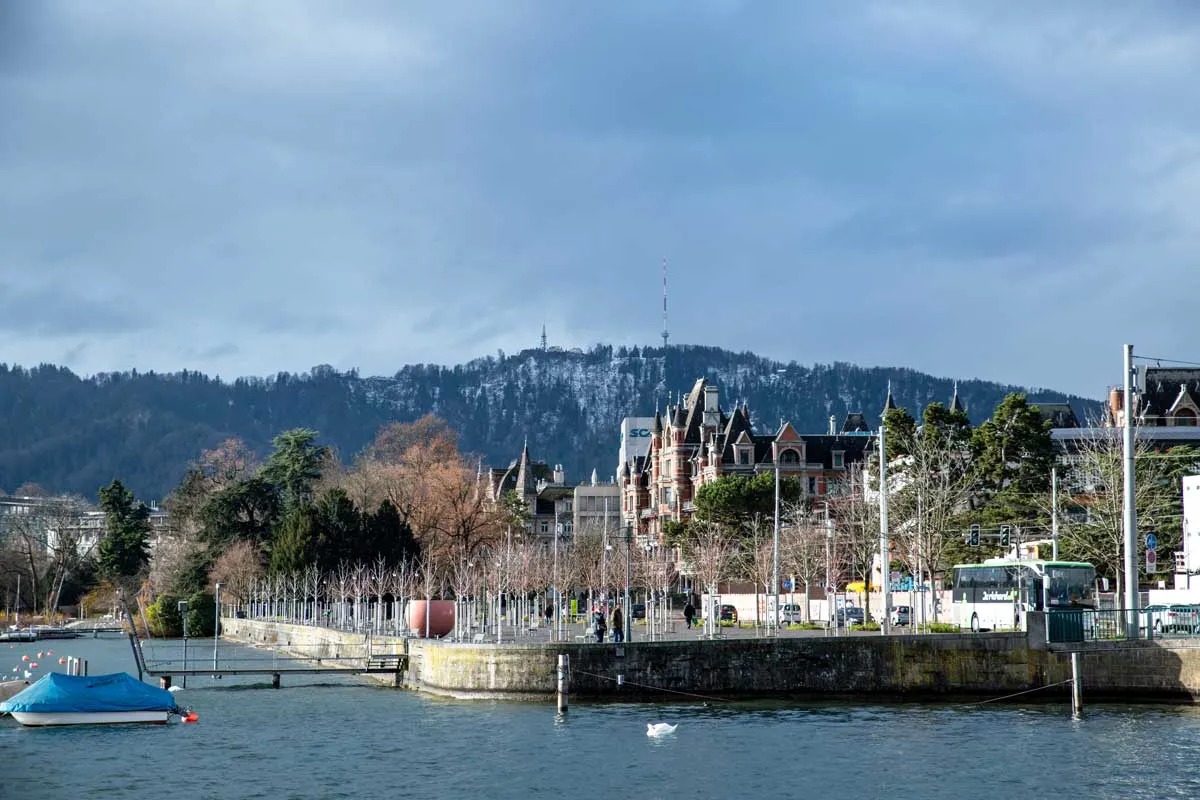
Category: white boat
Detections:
[{"x1": 1, "y1": 672, "x2": 185, "y2": 726}]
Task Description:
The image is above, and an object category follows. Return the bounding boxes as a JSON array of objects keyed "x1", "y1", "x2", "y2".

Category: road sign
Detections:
[
  {"x1": 1146, "y1": 533, "x2": 1158, "y2": 550},
  {"x1": 1146, "y1": 548, "x2": 1158, "y2": 573}
]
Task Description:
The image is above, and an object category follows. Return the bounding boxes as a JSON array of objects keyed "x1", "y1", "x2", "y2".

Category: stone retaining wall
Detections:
[{"x1": 222, "y1": 620, "x2": 1200, "y2": 703}]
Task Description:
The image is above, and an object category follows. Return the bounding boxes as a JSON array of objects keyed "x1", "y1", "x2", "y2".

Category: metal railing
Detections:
[{"x1": 1047, "y1": 607, "x2": 1200, "y2": 644}]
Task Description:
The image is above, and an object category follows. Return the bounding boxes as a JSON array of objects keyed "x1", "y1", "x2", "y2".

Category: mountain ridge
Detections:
[{"x1": 0, "y1": 344, "x2": 1100, "y2": 500}]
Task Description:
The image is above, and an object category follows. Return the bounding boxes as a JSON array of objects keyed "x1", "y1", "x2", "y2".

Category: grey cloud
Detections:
[
  {"x1": 0, "y1": 283, "x2": 150, "y2": 336},
  {"x1": 2, "y1": 2, "x2": 1199, "y2": 396}
]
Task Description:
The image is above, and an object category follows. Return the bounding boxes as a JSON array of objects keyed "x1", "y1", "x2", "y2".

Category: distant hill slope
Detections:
[{"x1": 0, "y1": 345, "x2": 1099, "y2": 500}]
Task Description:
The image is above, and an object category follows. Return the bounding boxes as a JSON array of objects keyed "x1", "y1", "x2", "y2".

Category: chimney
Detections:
[
  {"x1": 553, "y1": 464, "x2": 565, "y2": 485},
  {"x1": 829, "y1": 415, "x2": 836, "y2": 435},
  {"x1": 1109, "y1": 387, "x2": 1123, "y2": 426},
  {"x1": 703, "y1": 383, "x2": 720, "y2": 429}
]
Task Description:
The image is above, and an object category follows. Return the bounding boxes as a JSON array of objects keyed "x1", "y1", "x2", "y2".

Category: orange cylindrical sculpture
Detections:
[{"x1": 406, "y1": 600, "x2": 455, "y2": 638}]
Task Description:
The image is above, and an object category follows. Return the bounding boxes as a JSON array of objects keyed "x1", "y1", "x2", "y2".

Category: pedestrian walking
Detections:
[
  {"x1": 592, "y1": 606, "x2": 607, "y2": 643},
  {"x1": 611, "y1": 606, "x2": 624, "y2": 643},
  {"x1": 683, "y1": 602, "x2": 695, "y2": 629}
]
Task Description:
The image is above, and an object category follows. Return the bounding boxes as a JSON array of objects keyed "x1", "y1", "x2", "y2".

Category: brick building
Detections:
[{"x1": 618, "y1": 378, "x2": 875, "y2": 544}]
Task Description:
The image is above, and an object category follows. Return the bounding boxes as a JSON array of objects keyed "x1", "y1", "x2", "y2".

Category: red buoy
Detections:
[
  {"x1": 183, "y1": 712, "x2": 199, "y2": 723},
  {"x1": 21, "y1": 655, "x2": 29, "y2": 662},
  {"x1": 58, "y1": 657, "x2": 67, "y2": 665}
]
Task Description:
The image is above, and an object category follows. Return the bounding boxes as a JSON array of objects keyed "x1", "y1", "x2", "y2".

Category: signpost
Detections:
[{"x1": 1146, "y1": 532, "x2": 1158, "y2": 573}]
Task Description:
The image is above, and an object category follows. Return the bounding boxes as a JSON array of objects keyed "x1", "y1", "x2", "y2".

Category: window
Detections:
[
  {"x1": 779, "y1": 448, "x2": 800, "y2": 465},
  {"x1": 540, "y1": 521, "x2": 549, "y2": 534},
  {"x1": 664, "y1": 487, "x2": 673, "y2": 506},
  {"x1": 807, "y1": 477, "x2": 817, "y2": 495},
  {"x1": 832, "y1": 451, "x2": 844, "y2": 469}
]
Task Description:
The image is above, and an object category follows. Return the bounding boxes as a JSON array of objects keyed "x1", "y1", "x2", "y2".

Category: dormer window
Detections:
[
  {"x1": 779, "y1": 448, "x2": 800, "y2": 465},
  {"x1": 832, "y1": 451, "x2": 845, "y2": 469},
  {"x1": 737, "y1": 445, "x2": 752, "y2": 465}
]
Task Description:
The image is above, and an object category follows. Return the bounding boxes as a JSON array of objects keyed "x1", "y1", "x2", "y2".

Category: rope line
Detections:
[
  {"x1": 569, "y1": 668, "x2": 734, "y2": 703},
  {"x1": 957, "y1": 678, "x2": 1074, "y2": 707}
]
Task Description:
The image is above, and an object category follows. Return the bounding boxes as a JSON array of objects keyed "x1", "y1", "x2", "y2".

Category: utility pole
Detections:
[
  {"x1": 1051, "y1": 467, "x2": 1059, "y2": 561},
  {"x1": 879, "y1": 423, "x2": 891, "y2": 635},
  {"x1": 1122, "y1": 343, "x2": 1139, "y2": 630},
  {"x1": 772, "y1": 462, "x2": 780, "y2": 633}
]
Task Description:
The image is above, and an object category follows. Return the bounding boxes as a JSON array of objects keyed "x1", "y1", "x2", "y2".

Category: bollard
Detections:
[
  {"x1": 557, "y1": 654, "x2": 568, "y2": 713},
  {"x1": 81, "y1": 658, "x2": 88, "y2": 677},
  {"x1": 1070, "y1": 652, "x2": 1083, "y2": 717},
  {"x1": 271, "y1": 672, "x2": 281, "y2": 690}
]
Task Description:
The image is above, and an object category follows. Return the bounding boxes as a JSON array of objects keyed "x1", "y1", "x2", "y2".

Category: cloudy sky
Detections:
[{"x1": 2, "y1": 2, "x2": 1198, "y2": 397}]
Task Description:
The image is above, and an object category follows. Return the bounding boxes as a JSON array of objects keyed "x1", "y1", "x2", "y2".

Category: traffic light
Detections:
[
  {"x1": 999, "y1": 525, "x2": 1011, "y2": 548},
  {"x1": 969, "y1": 524, "x2": 980, "y2": 547}
]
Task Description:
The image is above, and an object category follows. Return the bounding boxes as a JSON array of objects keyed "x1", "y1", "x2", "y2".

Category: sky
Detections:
[{"x1": 2, "y1": 2, "x2": 1199, "y2": 398}]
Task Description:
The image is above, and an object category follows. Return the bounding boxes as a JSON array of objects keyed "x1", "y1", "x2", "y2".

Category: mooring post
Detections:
[
  {"x1": 81, "y1": 658, "x2": 88, "y2": 676},
  {"x1": 557, "y1": 654, "x2": 568, "y2": 713},
  {"x1": 160, "y1": 675, "x2": 172, "y2": 690},
  {"x1": 272, "y1": 672, "x2": 281, "y2": 690},
  {"x1": 1070, "y1": 652, "x2": 1083, "y2": 717}
]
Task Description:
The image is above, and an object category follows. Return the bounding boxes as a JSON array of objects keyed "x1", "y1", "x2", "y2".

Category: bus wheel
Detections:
[{"x1": 970, "y1": 614, "x2": 980, "y2": 632}]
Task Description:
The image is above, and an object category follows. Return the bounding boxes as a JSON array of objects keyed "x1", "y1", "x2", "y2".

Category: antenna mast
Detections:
[{"x1": 661, "y1": 258, "x2": 669, "y2": 349}]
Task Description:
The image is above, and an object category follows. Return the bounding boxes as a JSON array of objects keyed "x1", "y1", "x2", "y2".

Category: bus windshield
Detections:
[{"x1": 1044, "y1": 566, "x2": 1095, "y2": 608}]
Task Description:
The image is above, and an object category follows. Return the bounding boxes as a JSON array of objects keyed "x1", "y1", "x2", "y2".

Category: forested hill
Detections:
[{"x1": 0, "y1": 345, "x2": 1100, "y2": 500}]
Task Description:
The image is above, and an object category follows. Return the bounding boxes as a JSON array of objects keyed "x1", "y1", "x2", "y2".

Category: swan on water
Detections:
[{"x1": 646, "y1": 723, "x2": 677, "y2": 737}]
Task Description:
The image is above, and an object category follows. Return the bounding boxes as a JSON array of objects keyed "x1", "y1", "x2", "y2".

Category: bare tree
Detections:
[
  {"x1": 832, "y1": 463, "x2": 880, "y2": 622},
  {"x1": 885, "y1": 420, "x2": 976, "y2": 621},
  {"x1": 683, "y1": 520, "x2": 741, "y2": 637},
  {"x1": 781, "y1": 503, "x2": 827, "y2": 622},
  {"x1": 1056, "y1": 428, "x2": 1181, "y2": 600}
]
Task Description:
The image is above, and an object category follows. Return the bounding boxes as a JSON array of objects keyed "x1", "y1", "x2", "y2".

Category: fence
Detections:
[{"x1": 1047, "y1": 607, "x2": 1200, "y2": 644}]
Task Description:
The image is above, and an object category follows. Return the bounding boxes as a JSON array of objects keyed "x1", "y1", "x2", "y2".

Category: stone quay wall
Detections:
[{"x1": 221, "y1": 620, "x2": 1200, "y2": 703}]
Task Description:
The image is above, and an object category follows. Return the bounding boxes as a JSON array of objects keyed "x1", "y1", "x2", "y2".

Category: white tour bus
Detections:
[{"x1": 951, "y1": 559, "x2": 1096, "y2": 632}]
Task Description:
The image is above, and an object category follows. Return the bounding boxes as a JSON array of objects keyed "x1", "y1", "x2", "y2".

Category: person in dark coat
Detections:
[
  {"x1": 611, "y1": 606, "x2": 624, "y2": 643},
  {"x1": 592, "y1": 607, "x2": 607, "y2": 643},
  {"x1": 683, "y1": 602, "x2": 696, "y2": 629}
]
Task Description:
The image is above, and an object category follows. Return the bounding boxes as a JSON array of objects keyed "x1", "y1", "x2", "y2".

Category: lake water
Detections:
[{"x1": 3, "y1": 635, "x2": 1200, "y2": 799}]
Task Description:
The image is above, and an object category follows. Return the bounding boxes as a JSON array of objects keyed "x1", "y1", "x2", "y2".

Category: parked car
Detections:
[
  {"x1": 890, "y1": 606, "x2": 912, "y2": 626},
  {"x1": 719, "y1": 604, "x2": 738, "y2": 623},
  {"x1": 834, "y1": 606, "x2": 865, "y2": 626},
  {"x1": 778, "y1": 604, "x2": 804, "y2": 625},
  {"x1": 1156, "y1": 604, "x2": 1200, "y2": 634},
  {"x1": 631, "y1": 603, "x2": 646, "y2": 620}
]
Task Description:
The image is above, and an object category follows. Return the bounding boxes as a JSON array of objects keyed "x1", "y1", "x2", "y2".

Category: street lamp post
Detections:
[
  {"x1": 213, "y1": 583, "x2": 222, "y2": 672},
  {"x1": 624, "y1": 524, "x2": 632, "y2": 643},
  {"x1": 177, "y1": 600, "x2": 189, "y2": 689},
  {"x1": 772, "y1": 462, "x2": 780, "y2": 633}
]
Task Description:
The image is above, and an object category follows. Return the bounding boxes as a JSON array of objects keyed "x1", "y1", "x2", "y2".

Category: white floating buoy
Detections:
[
  {"x1": 167, "y1": 685, "x2": 183, "y2": 693},
  {"x1": 646, "y1": 723, "x2": 678, "y2": 737}
]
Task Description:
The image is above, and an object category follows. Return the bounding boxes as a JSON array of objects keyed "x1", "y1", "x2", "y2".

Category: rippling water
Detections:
[{"x1": 3, "y1": 636, "x2": 1200, "y2": 799}]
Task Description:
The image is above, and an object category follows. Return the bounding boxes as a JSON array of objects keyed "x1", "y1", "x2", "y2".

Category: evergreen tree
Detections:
[
  {"x1": 270, "y1": 506, "x2": 315, "y2": 574},
  {"x1": 694, "y1": 471, "x2": 802, "y2": 530},
  {"x1": 198, "y1": 477, "x2": 281, "y2": 546},
  {"x1": 361, "y1": 500, "x2": 420, "y2": 565},
  {"x1": 96, "y1": 479, "x2": 151, "y2": 582},
  {"x1": 260, "y1": 428, "x2": 330, "y2": 512},
  {"x1": 970, "y1": 393, "x2": 1055, "y2": 522},
  {"x1": 882, "y1": 407, "x2": 918, "y2": 460},
  {"x1": 311, "y1": 488, "x2": 362, "y2": 570}
]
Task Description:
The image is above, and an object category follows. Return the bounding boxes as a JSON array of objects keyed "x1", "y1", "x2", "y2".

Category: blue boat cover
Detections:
[{"x1": 0, "y1": 672, "x2": 178, "y2": 714}]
